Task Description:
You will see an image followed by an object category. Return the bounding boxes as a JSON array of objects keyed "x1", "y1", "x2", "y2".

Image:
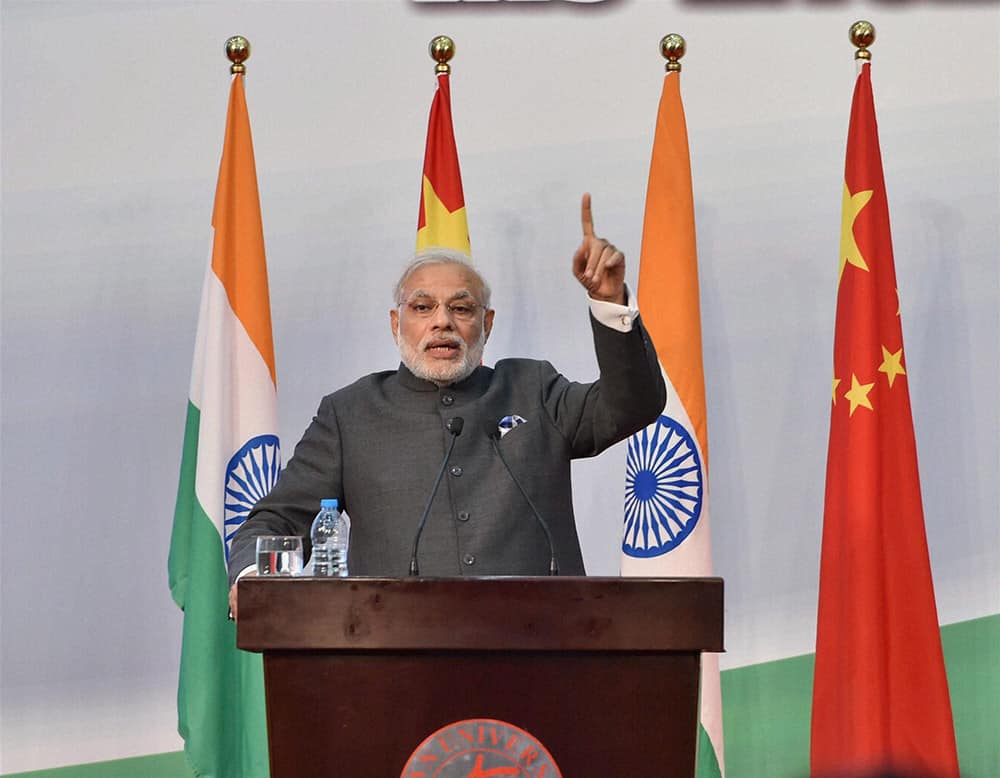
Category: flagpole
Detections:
[
  {"x1": 656, "y1": 36, "x2": 725, "y2": 778},
  {"x1": 417, "y1": 33, "x2": 471, "y2": 254},
  {"x1": 170, "y1": 32, "x2": 274, "y2": 778},
  {"x1": 619, "y1": 30, "x2": 725, "y2": 778},
  {"x1": 811, "y1": 19, "x2": 960, "y2": 777}
]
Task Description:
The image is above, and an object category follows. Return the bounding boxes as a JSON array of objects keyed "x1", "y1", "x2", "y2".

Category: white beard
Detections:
[{"x1": 398, "y1": 329, "x2": 485, "y2": 386}]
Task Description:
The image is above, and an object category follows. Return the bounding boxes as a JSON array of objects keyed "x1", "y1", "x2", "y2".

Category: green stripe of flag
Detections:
[
  {"x1": 169, "y1": 401, "x2": 269, "y2": 778},
  {"x1": 697, "y1": 722, "x2": 723, "y2": 778}
]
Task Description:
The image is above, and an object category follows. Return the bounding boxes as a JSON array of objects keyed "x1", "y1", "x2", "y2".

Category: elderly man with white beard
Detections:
[{"x1": 227, "y1": 195, "x2": 666, "y2": 618}]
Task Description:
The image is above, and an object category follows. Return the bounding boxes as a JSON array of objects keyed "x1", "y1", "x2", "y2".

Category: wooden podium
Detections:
[{"x1": 238, "y1": 576, "x2": 723, "y2": 777}]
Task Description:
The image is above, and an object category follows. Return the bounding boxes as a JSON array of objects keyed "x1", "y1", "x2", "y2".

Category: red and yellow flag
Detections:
[
  {"x1": 416, "y1": 72, "x2": 470, "y2": 253},
  {"x1": 811, "y1": 62, "x2": 959, "y2": 778}
]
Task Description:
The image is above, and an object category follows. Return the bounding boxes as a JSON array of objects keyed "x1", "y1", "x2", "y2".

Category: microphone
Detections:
[
  {"x1": 486, "y1": 421, "x2": 559, "y2": 576},
  {"x1": 409, "y1": 416, "x2": 464, "y2": 576}
]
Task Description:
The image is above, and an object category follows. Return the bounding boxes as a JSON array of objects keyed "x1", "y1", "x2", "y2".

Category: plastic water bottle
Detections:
[{"x1": 310, "y1": 498, "x2": 349, "y2": 577}]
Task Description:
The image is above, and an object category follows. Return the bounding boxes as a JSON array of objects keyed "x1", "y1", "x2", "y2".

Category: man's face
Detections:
[{"x1": 390, "y1": 262, "x2": 495, "y2": 386}]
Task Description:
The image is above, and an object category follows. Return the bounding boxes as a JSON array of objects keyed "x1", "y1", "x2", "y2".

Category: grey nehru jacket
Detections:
[{"x1": 227, "y1": 312, "x2": 665, "y2": 582}]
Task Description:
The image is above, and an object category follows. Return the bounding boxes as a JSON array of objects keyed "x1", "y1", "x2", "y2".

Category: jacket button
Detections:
[
  {"x1": 450, "y1": 465, "x2": 463, "y2": 477},
  {"x1": 462, "y1": 553, "x2": 476, "y2": 566},
  {"x1": 441, "y1": 394, "x2": 455, "y2": 406},
  {"x1": 457, "y1": 511, "x2": 470, "y2": 522}
]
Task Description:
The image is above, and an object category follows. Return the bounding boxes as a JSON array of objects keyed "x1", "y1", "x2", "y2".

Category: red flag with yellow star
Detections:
[
  {"x1": 811, "y1": 62, "x2": 959, "y2": 778},
  {"x1": 416, "y1": 72, "x2": 470, "y2": 253}
]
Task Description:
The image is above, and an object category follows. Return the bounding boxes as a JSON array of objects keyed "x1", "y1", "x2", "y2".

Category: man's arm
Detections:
[
  {"x1": 539, "y1": 311, "x2": 664, "y2": 458},
  {"x1": 227, "y1": 394, "x2": 345, "y2": 618},
  {"x1": 541, "y1": 193, "x2": 666, "y2": 456}
]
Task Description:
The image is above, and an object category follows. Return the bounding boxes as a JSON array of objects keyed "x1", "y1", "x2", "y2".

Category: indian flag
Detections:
[
  {"x1": 621, "y1": 66, "x2": 725, "y2": 777},
  {"x1": 168, "y1": 71, "x2": 277, "y2": 778}
]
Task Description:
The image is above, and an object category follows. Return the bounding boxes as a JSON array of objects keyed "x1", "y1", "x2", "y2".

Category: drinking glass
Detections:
[{"x1": 255, "y1": 535, "x2": 304, "y2": 576}]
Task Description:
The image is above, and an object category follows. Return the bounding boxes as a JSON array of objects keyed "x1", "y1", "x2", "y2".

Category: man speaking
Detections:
[{"x1": 228, "y1": 194, "x2": 665, "y2": 615}]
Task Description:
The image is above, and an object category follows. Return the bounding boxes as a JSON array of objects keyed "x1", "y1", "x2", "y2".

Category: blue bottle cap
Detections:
[{"x1": 320, "y1": 498, "x2": 338, "y2": 510}]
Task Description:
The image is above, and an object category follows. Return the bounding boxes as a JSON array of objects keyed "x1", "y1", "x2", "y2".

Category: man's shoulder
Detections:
[
  {"x1": 490, "y1": 357, "x2": 558, "y2": 382},
  {"x1": 492, "y1": 357, "x2": 551, "y2": 369},
  {"x1": 319, "y1": 370, "x2": 399, "y2": 404}
]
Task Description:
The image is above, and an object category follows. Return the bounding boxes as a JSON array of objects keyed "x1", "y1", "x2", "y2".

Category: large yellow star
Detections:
[
  {"x1": 416, "y1": 176, "x2": 471, "y2": 254},
  {"x1": 878, "y1": 345, "x2": 906, "y2": 388},
  {"x1": 839, "y1": 182, "x2": 873, "y2": 283},
  {"x1": 832, "y1": 376, "x2": 841, "y2": 405},
  {"x1": 844, "y1": 373, "x2": 875, "y2": 416}
]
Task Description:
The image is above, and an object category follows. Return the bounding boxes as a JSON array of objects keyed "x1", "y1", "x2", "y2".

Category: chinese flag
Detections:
[
  {"x1": 811, "y1": 62, "x2": 959, "y2": 778},
  {"x1": 416, "y1": 72, "x2": 470, "y2": 254}
]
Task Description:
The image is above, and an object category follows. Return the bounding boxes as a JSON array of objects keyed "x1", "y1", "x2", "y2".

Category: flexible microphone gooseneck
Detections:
[
  {"x1": 409, "y1": 416, "x2": 464, "y2": 576},
  {"x1": 488, "y1": 425, "x2": 559, "y2": 576}
]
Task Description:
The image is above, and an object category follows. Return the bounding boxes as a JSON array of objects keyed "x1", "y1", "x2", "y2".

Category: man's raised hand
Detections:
[{"x1": 572, "y1": 193, "x2": 626, "y2": 305}]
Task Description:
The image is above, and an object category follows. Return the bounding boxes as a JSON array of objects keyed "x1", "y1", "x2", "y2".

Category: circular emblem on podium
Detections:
[
  {"x1": 400, "y1": 718, "x2": 562, "y2": 778},
  {"x1": 223, "y1": 434, "x2": 280, "y2": 560},
  {"x1": 622, "y1": 414, "x2": 703, "y2": 558}
]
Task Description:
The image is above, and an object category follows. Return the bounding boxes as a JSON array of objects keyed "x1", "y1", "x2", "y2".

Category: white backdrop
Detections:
[{"x1": 2, "y1": 0, "x2": 997, "y2": 772}]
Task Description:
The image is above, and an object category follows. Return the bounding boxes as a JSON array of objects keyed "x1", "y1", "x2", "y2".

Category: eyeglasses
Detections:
[{"x1": 398, "y1": 298, "x2": 484, "y2": 322}]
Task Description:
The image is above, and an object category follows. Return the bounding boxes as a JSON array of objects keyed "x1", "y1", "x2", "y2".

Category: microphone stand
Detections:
[
  {"x1": 409, "y1": 417, "x2": 464, "y2": 576},
  {"x1": 490, "y1": 434, "x2": 559, "y2": 576}
]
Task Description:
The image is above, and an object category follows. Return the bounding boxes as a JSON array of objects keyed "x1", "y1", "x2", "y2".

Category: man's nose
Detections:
[{"x1": 430, "y1": 304, "x2": 455, "y2": 328}]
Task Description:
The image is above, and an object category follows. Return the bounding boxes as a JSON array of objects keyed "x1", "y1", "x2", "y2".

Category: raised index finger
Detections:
[{"x1": 580, "y1": 192, "x2": 595, "y2": 237}]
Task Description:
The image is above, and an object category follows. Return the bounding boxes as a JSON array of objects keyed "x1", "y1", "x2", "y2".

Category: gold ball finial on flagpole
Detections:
[
  {"x1": 849, "y1": 21, "x2": 875, "y2": 61},
  {"x1": 225, "y1": 35, "x2": 251, "y2": 74},
  {"x1": 660, "y1": 34, "x2": 686, "y2": 72},
  {"x1": 429, "y1": 35, "x2": 456, "y2": 75}
]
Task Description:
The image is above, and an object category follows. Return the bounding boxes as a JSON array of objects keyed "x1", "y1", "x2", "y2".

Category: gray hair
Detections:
[{"x1": 392, "y1": 248, "x2": 492, "y2": 308}]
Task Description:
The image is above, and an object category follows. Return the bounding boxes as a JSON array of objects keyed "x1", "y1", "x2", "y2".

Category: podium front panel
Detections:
[
  {"x1": 238, "y1": 577, "x2": 723, "y2": 777},
  {"x1": 264, "y1": 650, "x2": 700, "y2": 777}
]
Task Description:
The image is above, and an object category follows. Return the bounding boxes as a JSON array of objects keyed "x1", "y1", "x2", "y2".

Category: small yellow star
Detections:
[
  {"x1": 416, "y1": 175, "x2": 471, "y2": 254},
  {"x1": 839, "y1": 183, "x2": 873, "y2": 283},
  {"x1": 832, "y1": 377, "x2": 841, "y2": 405},
  {"x1": 878, "y1": 346, "x2": 906, "y2": 388},
  {"x1": 844, "y1": 373, "x2": 875, "y2": 416}
]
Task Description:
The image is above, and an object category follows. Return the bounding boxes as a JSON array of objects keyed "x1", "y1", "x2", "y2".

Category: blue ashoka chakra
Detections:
[
  {"x1": 623, "y1": 415, "x2": 703, "y2": 558},
  {"x1": 223, "y1": 434, "x2": 280, "y2": 560}
]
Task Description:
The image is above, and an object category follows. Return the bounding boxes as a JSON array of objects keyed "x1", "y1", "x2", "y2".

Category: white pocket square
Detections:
[{"x1": 498, "y1": 414, "x2": 527, "y2": 439}]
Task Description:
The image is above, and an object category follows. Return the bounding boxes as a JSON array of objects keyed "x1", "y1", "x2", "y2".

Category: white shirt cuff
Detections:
[
  {"x1": 236, "y1": 564, "x2": 257, "y2": 581},
  {"x1": 588, "y1": 288, "x2": 640, "y2": 332}
]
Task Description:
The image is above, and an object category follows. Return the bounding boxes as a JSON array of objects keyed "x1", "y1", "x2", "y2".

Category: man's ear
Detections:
[
  {"x1": 389, "y1": 308, "x2": 399, "y2": 343},
  {"x1": 483, "y1": 309, "x2": 495, "y2": 343}
]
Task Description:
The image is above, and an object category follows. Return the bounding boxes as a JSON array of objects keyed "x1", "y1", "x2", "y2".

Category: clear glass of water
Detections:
[{"x1": 255, "y1": 535, "x2": 304, "y2": 576}]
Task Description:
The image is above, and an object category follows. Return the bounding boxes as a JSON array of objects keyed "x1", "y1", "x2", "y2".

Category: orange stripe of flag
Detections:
[
  {"x1": 637, "y1": 72, "x2": 708, "y2": 465},
  {"x1": 210, "y1": 74, "x2": 277, "y2": 386}
]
